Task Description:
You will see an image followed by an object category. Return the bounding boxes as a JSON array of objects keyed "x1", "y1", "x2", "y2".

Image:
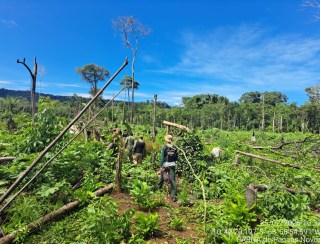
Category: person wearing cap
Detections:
[{"x1": 158, "y1": 134, "x2": 178, "y2": 202}]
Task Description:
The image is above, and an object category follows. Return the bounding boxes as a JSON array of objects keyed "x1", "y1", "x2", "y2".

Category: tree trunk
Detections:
[
  {"x1": 272, "y1": 110, "x2": 276, "y2": 133},
  {"x1": 115, "y1": 148, "x2": 123, "y2": 193},
  {"x1": 131, "y1": 52, "x2": 136, "y2": 123},
  {"x1": 112, "y1": 93, "x2": 114, "y2": 123},
  {"x1": 261, "y1": 95, "x2": 265, "y2": 131},
  {"x1": 152, "y1": 94, "x2": 157, "y2": 143}
]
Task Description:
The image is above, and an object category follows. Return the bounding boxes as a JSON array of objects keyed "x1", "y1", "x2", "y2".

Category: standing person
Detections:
[
  {"x1": 158, "y1": 134, "x2": 178, "y2": 202},
  {"x1": 132, "y1": 136, "x2": 146, "y2": 165},
  {"x1": 125, "y1": 132, "x2": 135, "y2": 161}
]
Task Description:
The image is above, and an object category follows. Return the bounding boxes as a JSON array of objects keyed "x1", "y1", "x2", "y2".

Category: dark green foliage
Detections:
[
  {"x1": 133, "y1": 212, "x2": 159, "y2": 238},
  {"x1": 81, "y1": 197, "x2": 134, "y2": 243},
  {"x1": 129, "y1": 179, "x2": 164, "y2": 211},
  {"x1": 15, "y1": 98, "x2": 66, "y2": 154},
  {"x1": 175, "y1": 131, "x2": 206, "y2": 182}
]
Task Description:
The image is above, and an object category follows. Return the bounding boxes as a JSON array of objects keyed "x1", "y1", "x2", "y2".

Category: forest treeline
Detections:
[{"x1": 0, "y1": 89, "x2": 319, "y2": 134}]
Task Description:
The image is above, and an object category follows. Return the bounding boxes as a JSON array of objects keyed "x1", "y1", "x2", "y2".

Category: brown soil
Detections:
[{"x1": 109, "y1": 191, "x2": 203, "y2": 243}]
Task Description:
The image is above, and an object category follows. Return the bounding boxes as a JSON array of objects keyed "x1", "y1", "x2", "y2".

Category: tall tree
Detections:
[
  {"x1": 263, "y1": 91, "x2": 288, "y2": 106},
  {"x1": 119, "y1": 75, "x2": 140, "y2": 121},
  {"x1": 239, "y1": 91, "x2": 261, "y2": 103},
  {"x1": 112, "y1": 16, "x2": 151, "y2": 123},
  {"x1": 76, "y1": 64, "x2": 110, "y2": 97},
  {"x1": 305, "y1": 85, "x2": 320, "y2": 103}
]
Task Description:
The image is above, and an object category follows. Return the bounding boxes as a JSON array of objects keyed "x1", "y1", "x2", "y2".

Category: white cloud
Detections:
[
  {"x1": 153, "y1": 25, "x2": 320, "y2": 104},
  {"x1": 1, "y1": 19, "x2": 17, "y2": 28},
  {"x1": 0, "y1": 80, "x2": 12, "y2": 85}
]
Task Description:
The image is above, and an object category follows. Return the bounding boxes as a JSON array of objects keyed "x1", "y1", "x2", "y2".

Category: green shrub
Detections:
[{"x1": 133, "y1": 212, "x2": 159, "y2": 238}]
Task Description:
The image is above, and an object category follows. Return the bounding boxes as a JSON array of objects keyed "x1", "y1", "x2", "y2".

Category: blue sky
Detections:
[{"x1": 1, "y1": 0, "x2": 319, "y2": 106}]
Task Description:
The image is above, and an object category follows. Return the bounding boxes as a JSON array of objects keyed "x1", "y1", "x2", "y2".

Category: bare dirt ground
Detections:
[{"x1": 110, "y1": 191, "x2": 203, "y2": 243}]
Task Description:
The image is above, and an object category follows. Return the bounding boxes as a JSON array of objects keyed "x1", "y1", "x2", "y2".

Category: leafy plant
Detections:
[
  {"x1": 169, "y1": 216, "x2": 184, "y2": 231},
  {"x1": 257, "y1": 186, "x2": 311, "y2": 219},
  {"x1": 223, "y1": 194, "x2": 257, "y2": 228},
  {"x1": 177, "y1": 178, "x2": 192, "y2": 206},
  {"x1": 82, "y1": 197, "x2": 134, "y2": 243},
  {"x1": 130, "y1": 179, "x2": 161, "y2": 210},
  {"x1": 133, "y1": 212, "x2": 159, "y2": 238}
]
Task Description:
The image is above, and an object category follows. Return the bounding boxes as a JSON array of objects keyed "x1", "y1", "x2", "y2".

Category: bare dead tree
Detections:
[
  {"x1": 17, "y1": 57, "x2": 37, "y2": 116},
  {"x1": 112, "y1": 16, "x2": 151, "y2": 123}
]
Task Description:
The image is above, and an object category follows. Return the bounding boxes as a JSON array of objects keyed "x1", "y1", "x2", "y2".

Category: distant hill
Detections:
[
  {"x1": 0, "y1": 88, "x2": 76, "y2": 102},
  {"x1": 0, "y1": 88, "x2": 171, "y2": 108}
]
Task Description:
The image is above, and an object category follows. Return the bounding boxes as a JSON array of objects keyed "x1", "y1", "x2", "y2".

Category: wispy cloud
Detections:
[
  {"x1": 1, "y1": 19, "x2": 17, "y2": 28},
  {"x1": 0, "y1": 80, "x2": 12, "y2": 85},
  {"x1": 42, "y1": 82, "x2": 85, "y2": 88},
  {"x1": 155, "y1": 25, "x2": 320, "y2": 104}
]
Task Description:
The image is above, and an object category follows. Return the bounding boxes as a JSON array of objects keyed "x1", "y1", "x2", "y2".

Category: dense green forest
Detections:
[{"x1": 1, "y1": 87, "x2": 319, "y2": 134}]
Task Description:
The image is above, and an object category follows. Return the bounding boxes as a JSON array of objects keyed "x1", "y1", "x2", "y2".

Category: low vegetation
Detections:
[{"x1": 0, "y1": 94, "x2": 319, "y2": 243}]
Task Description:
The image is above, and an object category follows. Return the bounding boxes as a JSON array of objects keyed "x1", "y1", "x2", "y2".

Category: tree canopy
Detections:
[{"x1": 76, "y1": 64, "x2": 110, "y2": 97}]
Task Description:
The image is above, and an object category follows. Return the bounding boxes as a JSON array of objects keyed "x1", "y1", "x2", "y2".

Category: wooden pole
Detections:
[{"x1": 152, "y1": 94, "x2": 157, "y2": 143}]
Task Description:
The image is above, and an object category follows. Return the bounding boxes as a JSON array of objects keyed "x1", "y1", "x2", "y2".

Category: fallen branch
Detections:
[
  {"x1": 250, "y1": 146, "x2": 280, "y2": 150},
  {"x1": 234, "y1": 150, "x2": 306, "y2": 170},
  {"x1": 0, "y1": 183, "x2": 113, "y2": 244},
  {"x1": 250, "y1": 135, "x2": 318, "y2": 150},
  {"x1": 282, "y1": 187, "x2": 312, "y2": 196}
]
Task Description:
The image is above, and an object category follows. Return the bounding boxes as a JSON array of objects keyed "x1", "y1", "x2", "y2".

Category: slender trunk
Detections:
[
  {"x1": 152, "y1": 94, "x2": 157, "y2": 143},
  {"x1": 261, "y1": 95, "x2": 265, "y2": 131},
  {"x1": 115, "y1": 147, "x2": 123, "y2": 193},
  {"x1": 272, "y1": 109, "x2": 276, "y2": 133},
  {"x1": 112, "y1": 93, "x2": 114, "y2": 123},
  {"x1": 131, "y1": 57, "x2": 135, "y2": 123}
]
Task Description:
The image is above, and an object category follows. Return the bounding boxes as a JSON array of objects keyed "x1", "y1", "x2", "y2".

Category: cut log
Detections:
[
  {"x1": 163, "y1": 121, "x2": 191, "y2": 132},
  {"x1": 246, "y1": 183, "x2": 268, "y2": 208},
  {"x1": 0, "y1": 183, "x2": 113, "y2": 244},
  {"x1": 0, "y1": 157, "x2": 15, "y2": 164}
]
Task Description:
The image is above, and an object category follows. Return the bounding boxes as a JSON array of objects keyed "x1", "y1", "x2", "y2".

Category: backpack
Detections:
[{"x1": 165, "y1": 145, "x2": 178, "y2": 162}]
